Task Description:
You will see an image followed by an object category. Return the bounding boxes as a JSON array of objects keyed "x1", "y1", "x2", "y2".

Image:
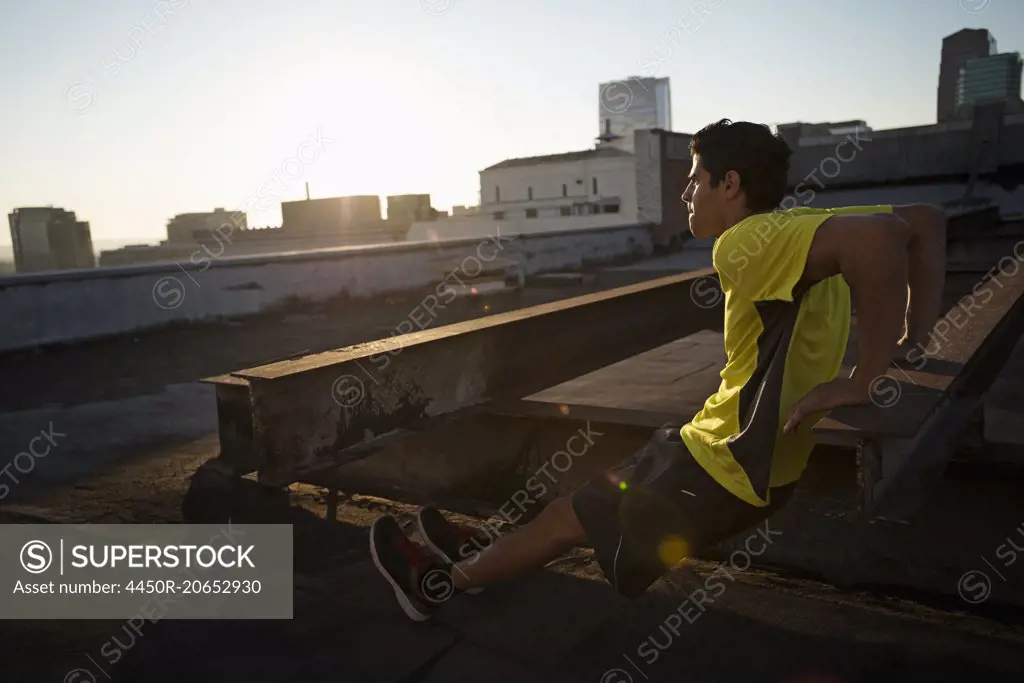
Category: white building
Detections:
[
  {"x1": 406, "y1": 146, "x2": 638, "y2": 242},
  {"x1": 597, "y1": 77, "x2": 672, "y2": 153},
  {"x1": 480, "y1": 147, "x2": 635, "y2": 219}
]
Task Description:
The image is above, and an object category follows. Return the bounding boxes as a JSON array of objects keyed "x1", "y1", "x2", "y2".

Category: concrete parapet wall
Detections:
[{"x1": 0, "y1": 224, "x2": 653, "y2": 353}]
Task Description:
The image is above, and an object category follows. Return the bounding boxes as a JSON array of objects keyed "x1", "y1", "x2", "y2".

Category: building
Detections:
[
  {"x1": 406, "y1": 142, "x2": 644, "y2": 243},
  {"x1": 956, "y1": 52, "x2": 1024, "y2": 116},
  {"x1": 281, "y1": 195, "x2": 381, "y2": 235},
  {"x1": 8, "y1": 206, "x2": 95, "y2": 273},
  {"x1": 386, "y1": 194, "x2": 436, "y2": 223},
  {"x1": 597, "y1": 77, "x2": 671, "y2": 153},
  {"x1": 166, "y1": 208, "x2": 247, "y2": 244},
  {"x1": 938, "y1": 29, "x2": 996, "y2": 122},
  {"x1": 775, "y1": 120, "x2": 873, "y2": 148},
  {"x1": 99, "y1": 194, "x2": 421, "y2": 267},
  {"x1": 480, "y1": 147, "x2": 636, "y2": 221}
]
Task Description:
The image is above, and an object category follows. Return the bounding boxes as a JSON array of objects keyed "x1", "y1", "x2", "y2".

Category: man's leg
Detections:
[
  {"x1": 421, "y1": 428, "x2": 687, "y2": 601},
  {"x1": 372, "y1": 425, "x2": 704, "y2": 620},
  {"x1": 449, "y1": 495, "x2": 588, "y2": 591},
  {"x1": 370, "y1": 495, "x2": 592, "y2": 621}
]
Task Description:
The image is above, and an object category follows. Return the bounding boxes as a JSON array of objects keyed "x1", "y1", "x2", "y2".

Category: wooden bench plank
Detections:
[{"x1": 486, "y1": 330, "x2": 726, "y2": 427}]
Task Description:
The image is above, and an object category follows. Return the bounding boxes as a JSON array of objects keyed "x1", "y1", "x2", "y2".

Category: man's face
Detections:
[{"x1": 681, "y1": 155, "x2": 724, "y2": 239}]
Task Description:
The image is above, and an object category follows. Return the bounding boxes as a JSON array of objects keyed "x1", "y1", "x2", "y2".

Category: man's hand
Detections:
[{"x1": 783, "y1": 377, "x2": 872, "y2": 433}]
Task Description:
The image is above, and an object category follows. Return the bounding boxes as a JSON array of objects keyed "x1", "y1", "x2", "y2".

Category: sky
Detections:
[{"x1": 1, "y1": 0, "x2": 1023, "y2": 250}]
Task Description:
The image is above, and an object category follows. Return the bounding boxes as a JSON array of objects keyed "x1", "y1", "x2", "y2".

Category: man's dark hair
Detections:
[{"x1": 689, "y1": 119, "x2": 792, "y2": 213}]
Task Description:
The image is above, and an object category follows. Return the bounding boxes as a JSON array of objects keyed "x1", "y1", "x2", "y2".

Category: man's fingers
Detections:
[
  {"x1": 786, "y1": 392, "x2": 827, "y2": 432},
  {"x1": 784, "y1": 403, "x2": 805, "y2": 433}
]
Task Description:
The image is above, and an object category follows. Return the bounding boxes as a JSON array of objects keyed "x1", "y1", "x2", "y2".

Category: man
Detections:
[{"x1": 369, "y1": 119, "x2": 948, "y2": 622}]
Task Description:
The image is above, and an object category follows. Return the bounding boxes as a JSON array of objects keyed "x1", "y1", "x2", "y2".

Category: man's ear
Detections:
[{"x1": 722, "y1": 170, "x2": 742, "y2": 200}]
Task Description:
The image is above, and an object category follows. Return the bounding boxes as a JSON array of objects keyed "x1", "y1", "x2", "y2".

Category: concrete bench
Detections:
[{"x1": 201, "y1": 269, "x2": 724, "y2": 486}]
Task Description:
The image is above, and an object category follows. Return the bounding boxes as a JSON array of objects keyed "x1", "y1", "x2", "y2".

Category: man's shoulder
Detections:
[
  {"x1": 713, "y1": 209, "x2": 841, "y2": 294},
  {"x1": 715, "y1": 210, "x2": 831, "y2": 251},
  {"x1": 715, "y1": 206, "x2": 894, "y2": 262},
  {"x1": 729, "y1": 207, "x2": 834, "y2": 231}
]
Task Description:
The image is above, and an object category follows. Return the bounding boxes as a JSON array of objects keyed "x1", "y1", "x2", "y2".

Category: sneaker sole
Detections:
[
  {"x1": 415, "y1": 509, "x2": 484, "y2": 596},
  {"x1": 369, "y1": 518, "x2": 432, "y2": 622}
]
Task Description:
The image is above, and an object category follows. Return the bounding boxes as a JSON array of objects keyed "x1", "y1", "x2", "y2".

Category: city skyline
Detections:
[{"x1": 2, "y1": 0, "x2": 1023, "y2": 251}]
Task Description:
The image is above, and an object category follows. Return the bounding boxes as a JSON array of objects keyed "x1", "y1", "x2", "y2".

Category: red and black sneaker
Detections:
[
  {"x1": 416, "y1": 506, "x2": 496, "y2": 595},
  {"x1": 369, "y1": 515, "x2": 455, "y2": 621}
]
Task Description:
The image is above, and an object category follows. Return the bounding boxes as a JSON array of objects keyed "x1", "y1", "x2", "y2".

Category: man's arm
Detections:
[
  {"x1": 784, "y1": 212, "x2": 913, "y2": 431},
  {"x1": 891, "y1": 204, "x2": 948, "y2": 349}
]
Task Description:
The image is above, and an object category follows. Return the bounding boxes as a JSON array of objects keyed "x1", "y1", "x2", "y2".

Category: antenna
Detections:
[{"x1": 596, "y1": 117, "x2": 622, "y2": 146}]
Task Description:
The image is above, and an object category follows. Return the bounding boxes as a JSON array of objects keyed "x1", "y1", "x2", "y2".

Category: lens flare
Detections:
[{"x1": 657, "y1": 535, "x2": 689, "y2": 567}]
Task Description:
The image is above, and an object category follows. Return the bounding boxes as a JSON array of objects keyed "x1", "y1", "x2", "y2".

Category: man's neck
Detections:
[{"x1": 719, "y1": 207, "x2": 757, "y2": 236}]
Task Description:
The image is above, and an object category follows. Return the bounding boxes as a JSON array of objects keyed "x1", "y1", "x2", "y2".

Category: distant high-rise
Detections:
[
  {"x1": 597, "y1": 77, "x2": 671, "y2": 153},
  {"x1": 8, "y1": 207, "x2": 95, "y2": 274},
  {"x1": 956, "y1": 52, "x2": 1024, "y2": 116},
  {"x1": 937, "y1": 29, "x2": 995, "y2": 122}
]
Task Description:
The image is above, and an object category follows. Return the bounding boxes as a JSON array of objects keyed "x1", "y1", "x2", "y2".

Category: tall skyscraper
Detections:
[
  {"x1": 957, "y1": 52, "x2": 1024, "y2": 115},
  {"x1": 8, "y1": 207, "x2": 95, "y2": 274},
  {"x1": 597, "y1": 77, "x2": 671, "y2": 153},
  {"x1": 937, "y1": 29, "x2": 995, "y2": 122}
]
